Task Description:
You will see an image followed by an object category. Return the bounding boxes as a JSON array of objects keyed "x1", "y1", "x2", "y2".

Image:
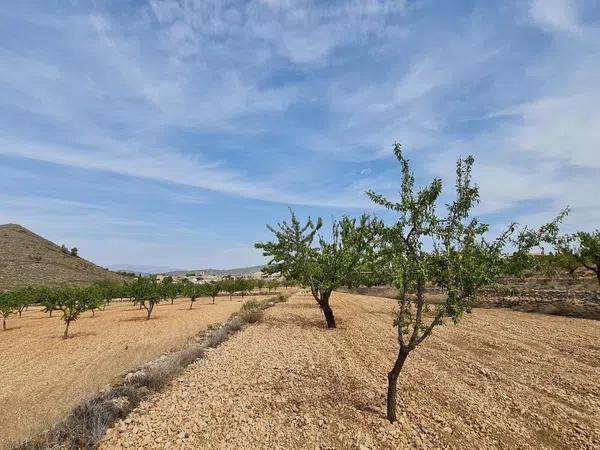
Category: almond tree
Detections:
[
  {"x1": 204, "y1": 283, "x2": 221, "y2": 304},
  {"x1": 40, "y1": 287, "x2": 62, "y2": 317},
  {"x1": 14, "y1": 287, "x2": 35, "y2": 318},
  {"x1": 557, "y1": 230, "x2": 600, "y2": 285},
  {"x1": 256, "y1": 212, "x2": 379, "y2": 328},
  {"x1": 0, "y1": 291, "x2": 16, "y2": 330},
  {"x1": 237, "y1": 279, "x2": 254, "y2": 298},
  {"x1": 131, "y1": 277, "x2": 162, "y2": 320},
  {"x1": 267, "y1": 280, "x2": 280, "y2": 293},
  {"x1": 368, "y1": 144, "x2": 566, "y2": 422},
  {"x1": 58, "y1": 287, "x2": 101, "y2": 338},
  {"x1": 94, "y1": 281, "x2": 125, "y2": 310},
  {"x1": 184, "y1": 283, "x2": 202, "y2": 309},
  {"x1": 167, "y1": 282, "x2": 180, "y2": 305},
  {"x1": 221, "y1": 279, "x2": 238, "y2": 300}
]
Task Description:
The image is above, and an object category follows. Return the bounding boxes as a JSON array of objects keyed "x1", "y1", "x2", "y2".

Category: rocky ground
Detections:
[
  {"x1": 102, "y1": 292, "x2": 600, "y2": 449},
  {"x1": 0, "y1": 295, "x2": 279, "y2": 449}
]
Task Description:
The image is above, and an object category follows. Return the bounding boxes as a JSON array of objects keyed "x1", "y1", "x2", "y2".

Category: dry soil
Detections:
[
  {"x1": 0, "y1": 294, "x2": 277, "y2": 449},
  {"x1": 102, "y1": 291, "x2": 600, "y2": 450}
]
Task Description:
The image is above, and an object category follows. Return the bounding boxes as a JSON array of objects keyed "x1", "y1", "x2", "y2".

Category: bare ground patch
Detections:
[
  {"x1": 101, "y1": 292, "x2": 600, "y2": 449},
  {"x1": 0, "y1": 293, "x2": 287, "y2": 449}
]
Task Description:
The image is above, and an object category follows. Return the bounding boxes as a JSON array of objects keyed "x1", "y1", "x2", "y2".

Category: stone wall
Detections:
[
  {"x1": 342, "y1": 286, "x2": 600, "y2": 320},
  {"x1": 474, "y1": 289, "x2": 600, "y2": 320}
]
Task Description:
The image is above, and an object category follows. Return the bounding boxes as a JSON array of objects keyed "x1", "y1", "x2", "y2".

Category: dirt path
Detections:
[
  {"x1": 0, "y1": 294, "x2": 278, "y2": 449},
  {"x1": 101, "y1": 292, "x2": 600, "y2": 449}
]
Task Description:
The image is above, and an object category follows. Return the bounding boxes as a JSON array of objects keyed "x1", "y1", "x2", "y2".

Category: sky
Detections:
[{"x1": 1, "y1": 0, "x2": 599, "y2": 271}]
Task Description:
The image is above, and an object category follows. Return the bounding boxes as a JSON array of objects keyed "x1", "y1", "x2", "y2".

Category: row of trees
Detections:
[
  {"x1": 532, "y1": 234, "x2": 600, "y2": 283},
  {"x1": 256, "y1": 144, "x2": 574, "y2": 423},
  {"x1": 0, "y1": 277, "x2": 286, "y2": 336},
  {"x1": 0, "y1": 285, "x2": 105, "y2": 337}
]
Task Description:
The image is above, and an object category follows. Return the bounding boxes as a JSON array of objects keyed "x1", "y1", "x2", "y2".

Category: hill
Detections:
[{"x1": 0, "y1": 224, "x2": 126, "y2": 290}]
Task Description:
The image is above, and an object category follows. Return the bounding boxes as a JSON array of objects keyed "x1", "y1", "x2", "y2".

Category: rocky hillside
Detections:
[{"x1": 0, "y1": 224, "x2": 125, "y2": 290}]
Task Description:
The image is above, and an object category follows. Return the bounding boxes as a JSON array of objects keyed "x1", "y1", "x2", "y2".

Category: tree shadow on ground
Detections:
[
  {"x1": 28, "y1": 315, "x2": 54, "y2": 320},
  {"x1": 119, "y1": 315, "x2": 158, "y2": 322},
  {"x1": 261, "y1": 313, "x2": 331, "y2": 330},
  {"x1": 49, "y1": 330, "x2": 97, "y2": 339},
  {"x1": 282, "y1": 302, "x2": 317, "y2": 310}
]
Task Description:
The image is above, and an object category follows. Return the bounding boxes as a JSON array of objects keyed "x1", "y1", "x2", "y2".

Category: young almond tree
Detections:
[
  {"x1": 221, "y1": 278, "x2": 238, "y2": 300},
  {"x1": 168, "y1": 282, "x2": 180, "y2": 305},
  {"x1": 0, "y1": 291, "x2": 16, "y2": 330},
  {"x1": 237, "y1": 279, "x2": 254, "y2": 298},
  {"x1": 557, "y1": 230, "x2": 600, "y2": 285},
  {"x1": 255, "y1": 278, "x2": 266, "y2": 293},
  {"x1": 14, "y1": 287, "x2": 35, "y2": 318},
  {"x1": 58, "y1": 287, "x2": 101, "y2": 338},
  {"x1": 367, "y1": 144, "x2": 566, "y2": 422},
  {"x1": 256, "y1": 212, "x2": 379, "y2": 328},
  {"x1": 204, "y1": 283, "x2": 221, "y2": 304},
  {"x1": 131, "y1": 277, "x2": 162, "y2": 320},
  {"x1": 40, "y1": 287, "x2": 62, "y2": 317},
  {"x1": 184, "y1": 283, "x2": 202, "y2": 309},
  {"x1": 267, "y1": 280, "x2": 280, "y2": 293}
]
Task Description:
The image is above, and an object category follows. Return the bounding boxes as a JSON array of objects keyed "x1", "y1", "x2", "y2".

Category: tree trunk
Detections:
[
  {"x1": 2, "y1": 317, "x2": 6, "y2": 330},
  {"x1": 49, "y1": 310, "x2": 53, "y2": 318},
  {"x1": 171, "y1": 298, "x2": 174, "y2": 305},
  {"x1": 146, "y1": 305, "x2": 153, "y2": 320},
  {"x1": 387, "y1": 347, "x2": 410, "y2": 423},
  {"x1": 310, "y1": 286, "x2": 319, "y2": 302},
  {"x1": 319, "y1": 290, "x2": 336, "y2": 329},
  {"x1": 19, "y1": 310, "x2": 22, "y2": 318},
  {"x1": 189, "y1": 301, "x2": 194, "y2": 310},
  {"x1": 63, "y1": 320, "x2": 71, "y2": 339},
  {"x1": 212, "y1": 296, "x2": 215, "y2": 304}
]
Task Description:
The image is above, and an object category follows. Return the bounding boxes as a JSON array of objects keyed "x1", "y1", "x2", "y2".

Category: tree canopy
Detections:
[{"x1": 256, "y1": 211, "x2": 379, "y2": 328}]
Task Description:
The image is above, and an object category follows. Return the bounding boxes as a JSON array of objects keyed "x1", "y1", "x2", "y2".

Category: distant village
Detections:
[{"x1": 154, "y1": 270, "x2": 279, "y2": 285}]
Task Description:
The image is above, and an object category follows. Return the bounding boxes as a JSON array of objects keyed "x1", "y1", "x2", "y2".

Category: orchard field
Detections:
[
  {"x1": 102, "y1": 292, "x2": 600, "y2": 449},
  {"x1": 0, "y1": 292, "x2": 281, "y2": 449}
]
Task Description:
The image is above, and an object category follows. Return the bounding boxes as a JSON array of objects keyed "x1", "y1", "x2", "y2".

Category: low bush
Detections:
[
  {"x1": 202, "y1": 326, "x2": 230, "y2": 348},
  {"x1": 239, "y1": 299, "x2": 264, "y2": 323},
  {"x1": 19, "y1": 386, "x2": 141, "y2": 450}
]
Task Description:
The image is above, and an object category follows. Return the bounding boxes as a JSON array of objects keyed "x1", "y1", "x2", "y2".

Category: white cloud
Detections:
[
  {"x1": 529, "y1": 0, "x2": 582, "y2": 34},
  {"x1": 2, "y1": 0, "x2": 600, "y2": 272}
]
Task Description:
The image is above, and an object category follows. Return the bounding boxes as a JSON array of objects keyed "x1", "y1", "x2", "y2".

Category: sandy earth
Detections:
[
  {"x1": 0, "y1": 294, "x2": 277, "y2": 449},
  {"x1": 101, "y1": 291, "x2": 600, "y2": 450}
]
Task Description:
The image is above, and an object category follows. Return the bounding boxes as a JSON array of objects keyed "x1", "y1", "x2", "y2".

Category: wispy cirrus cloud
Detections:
[{"x1": 1, "y1": 0, "x2": 599, "y2": 267}]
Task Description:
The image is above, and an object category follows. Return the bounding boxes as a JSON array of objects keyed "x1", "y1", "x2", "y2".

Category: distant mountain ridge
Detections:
[
  {"x1": 106, "y1": 264, "x2": 265, "y2": 277},
  {"x1": 0, "y1": 224, "x2": 126, "y2": 290},
  {"x1": 166, "y1": 265, "x2": 265, "y2": 277}
]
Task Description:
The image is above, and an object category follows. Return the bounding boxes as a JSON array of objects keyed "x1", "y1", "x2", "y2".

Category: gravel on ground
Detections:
[{"x1": 101, "y1": 291, "x2": 600, "y2": 450}]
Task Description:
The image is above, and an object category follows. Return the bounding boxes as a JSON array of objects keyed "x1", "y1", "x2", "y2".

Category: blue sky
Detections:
[{"x1": 1, "y1": 0, "x2": 599, "y2": 270}]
